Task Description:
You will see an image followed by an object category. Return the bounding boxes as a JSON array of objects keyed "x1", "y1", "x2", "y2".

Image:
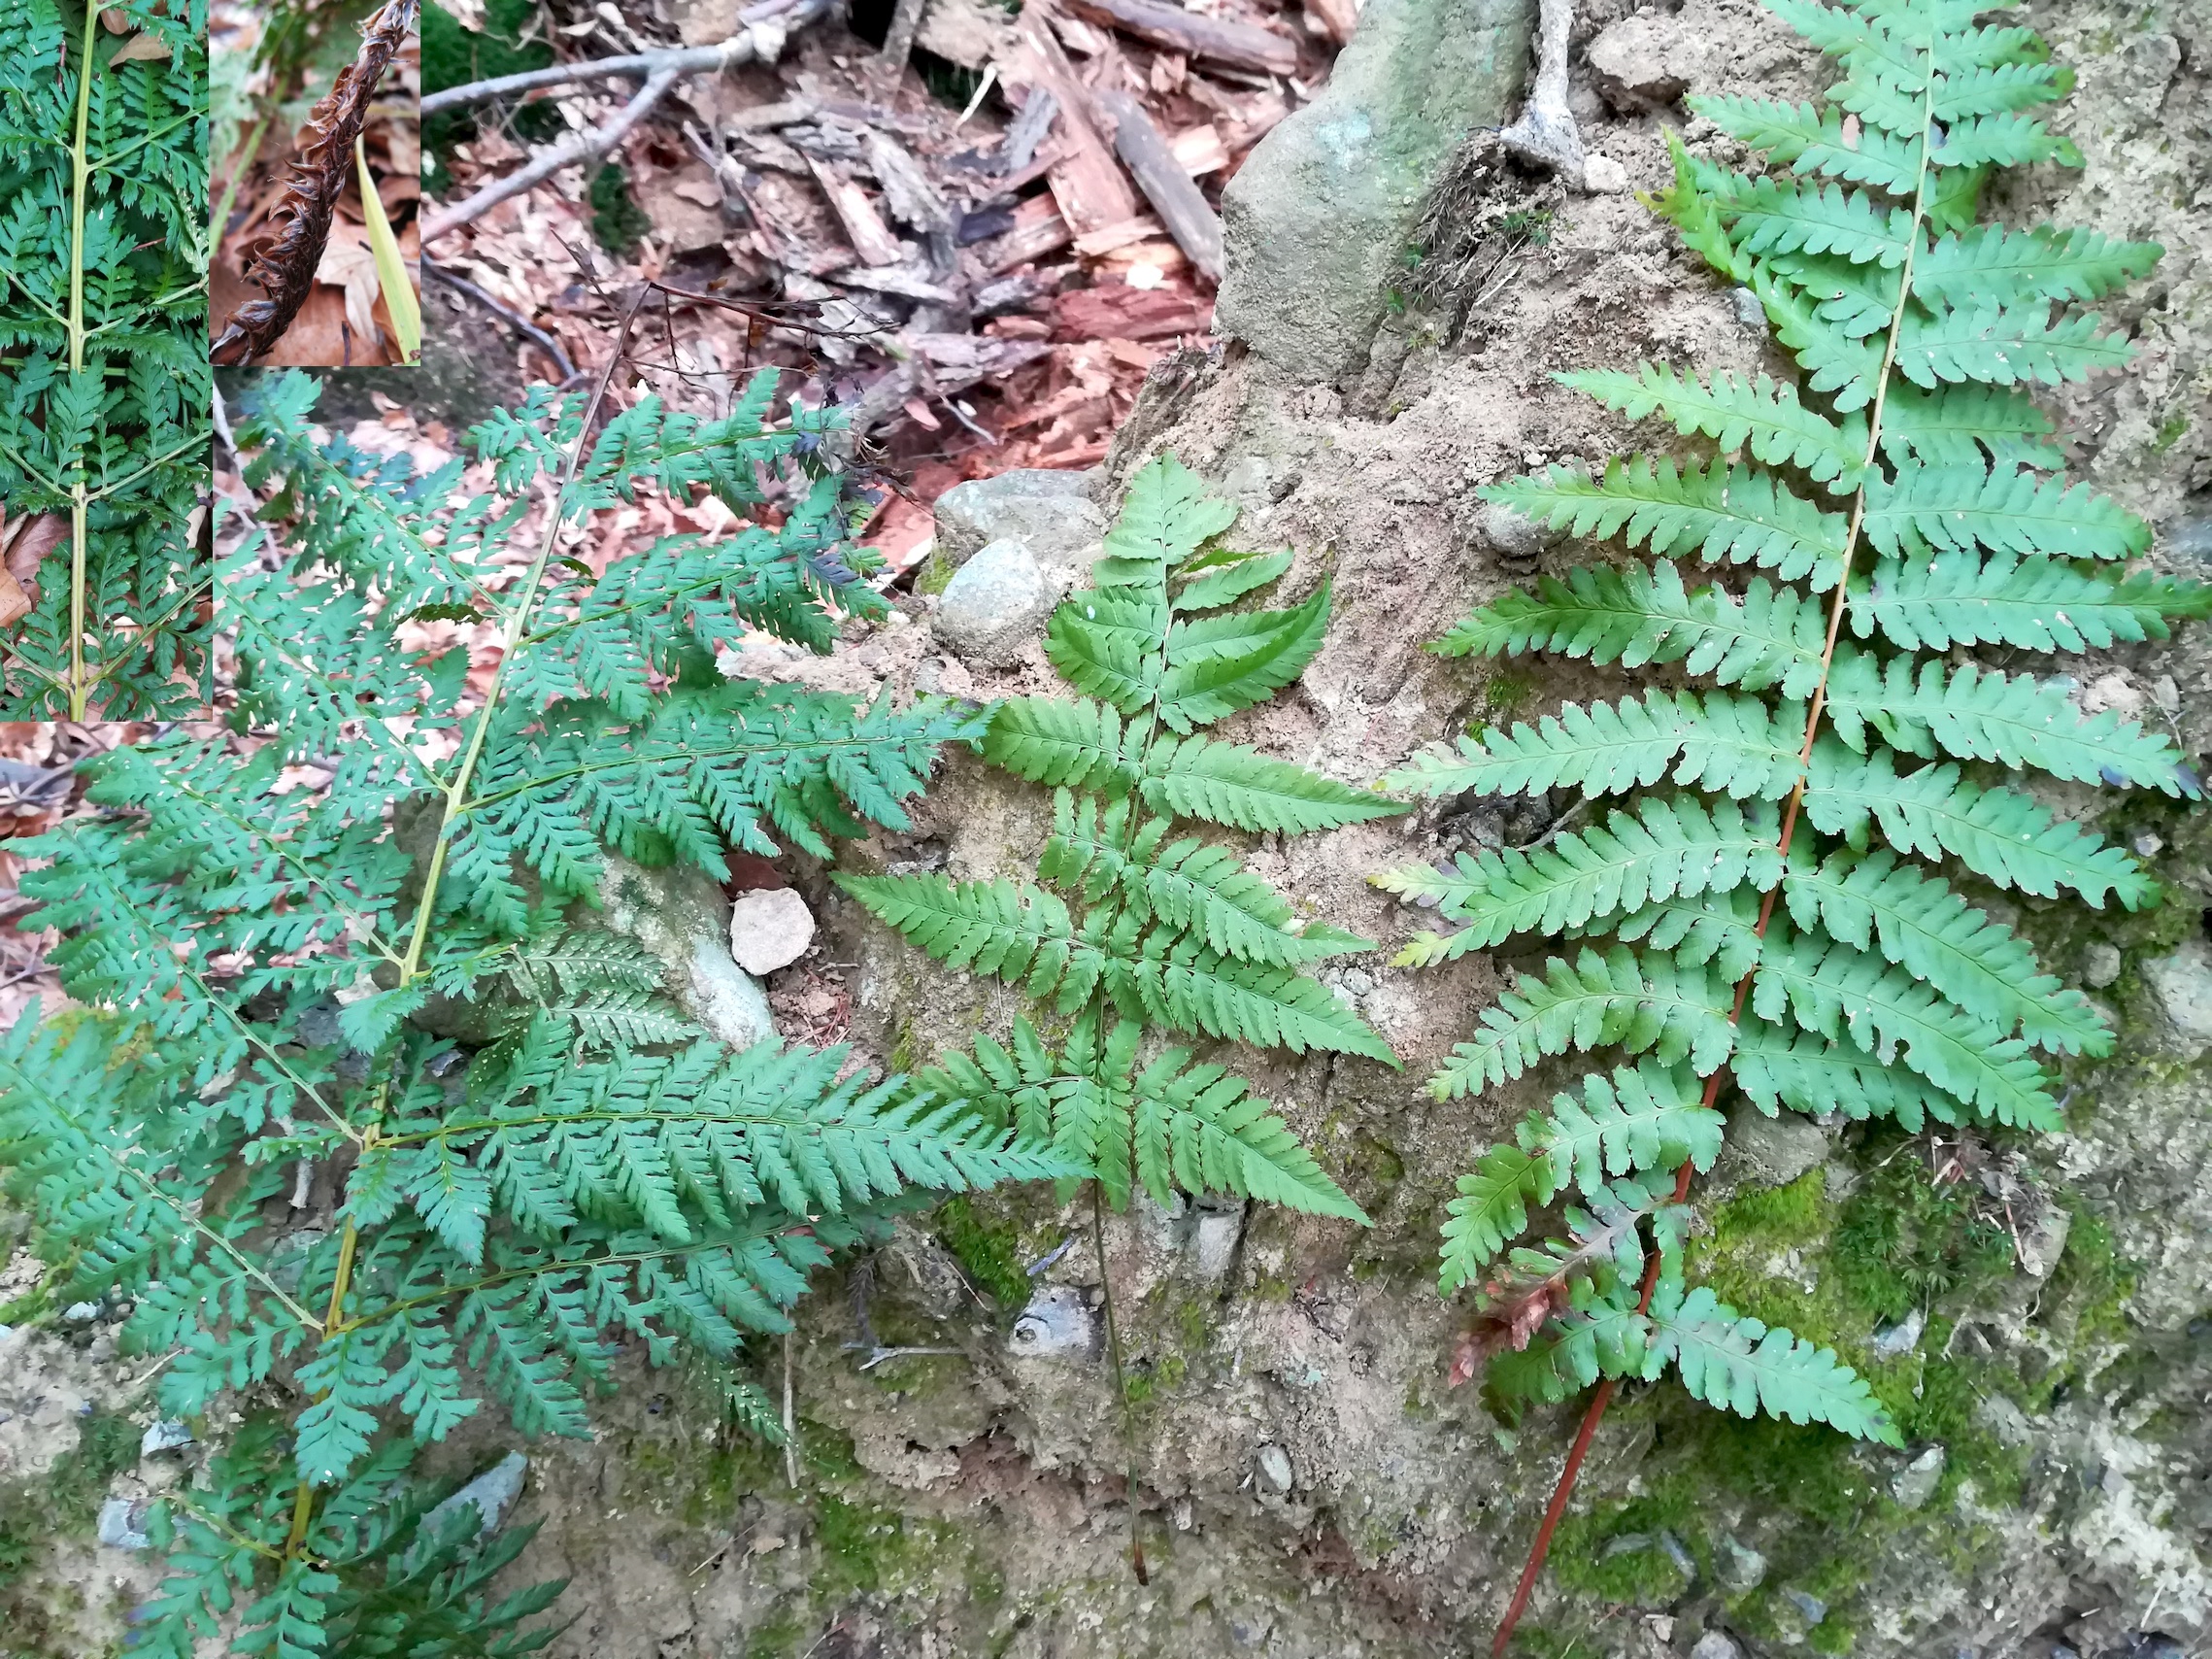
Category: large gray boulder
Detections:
[{"x1": 1214, "y1": 0, "x2": 1533, "y2": 384}]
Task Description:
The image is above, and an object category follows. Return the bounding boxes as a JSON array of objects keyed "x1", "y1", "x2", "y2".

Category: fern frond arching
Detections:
[
  {"x1": 1377, "y1": 796, "x2": 1783, "y2": 957},
  {"x1": 1558, "y1": 366, "x2": 1866, "y2": 490},
  {"x1": 1781, "y1": 848, "x2": 2109, "y2": 1055},
  {"x1": 1529, "y1": 1060, "x2": 1726, "y2": 1201},
  {"x1": 1389, "y1": 692, "x2": 1805, "y2": 803},
  {"x1": 1823, "y1": 650, "x2": 2195, "y2": 796},
  {"x1": 1429, "y1": 947, "x2": 1735, "y2": 1100},
  {"x1": 1853, "y1": 552, "x2": 2212, "y2": 654}
]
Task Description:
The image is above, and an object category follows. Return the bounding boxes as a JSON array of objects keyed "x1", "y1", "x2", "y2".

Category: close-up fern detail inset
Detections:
[
  {"x1": 0, "y1": 0, "x2": 213, "y2": 719},
  {"x1": 1375, "y1": 0, "x2": 2201, "y2": 1637},
  {"x1": 843, "y1": 456, "x2": 1407, "y2": 1226},
  {"x1": 0, "y1": 346, "x2": 1072, "y2": 1655}
]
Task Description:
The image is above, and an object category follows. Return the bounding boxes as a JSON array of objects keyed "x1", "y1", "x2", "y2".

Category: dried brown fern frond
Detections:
[{"x1": 210, "y1": 0, "x2": 419, "y2": 366}]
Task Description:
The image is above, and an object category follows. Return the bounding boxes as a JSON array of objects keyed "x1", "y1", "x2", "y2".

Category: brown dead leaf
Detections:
[
  {"x1": 99, "y1": 7, "x2": 128, "y2": 31},
  {"x1": 0, "y1": 511, "x2": 67, "y2": 614},
  {"x1": 317, "y1": 223, "x2": 384, "y2": 351},
  {"x1": 112, "y1": 32, "x2": 171, "y2": 63},
  {"x1": 0, "y1": 570, "x2": 27, "y2": 630}
]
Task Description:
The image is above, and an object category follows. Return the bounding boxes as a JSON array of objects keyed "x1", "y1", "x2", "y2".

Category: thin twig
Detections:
[
  {"x1": 419, "y1": 0, "x2": 822, "y2": 116},
  {"x1": 422, "y1": 65, "x2": 681, "y2": 245},
  {"x1": 422, "y1": 258, "x2": 576, "y2": 381}
]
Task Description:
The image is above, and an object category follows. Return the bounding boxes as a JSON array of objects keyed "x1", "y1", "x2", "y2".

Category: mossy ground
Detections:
[
  {"x1": 0, "y1": 1409, "x2": 140, "y2": 1658},
  {"x1": 1525, "y1": 1124, "x2": 2146, "y2": 1654}
]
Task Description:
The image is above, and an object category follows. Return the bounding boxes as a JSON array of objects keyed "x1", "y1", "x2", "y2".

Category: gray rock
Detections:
[
  {"x1": 1191, "y1": 1203, "x2": 1244, "y2": 1284},
  {"x1": 1009, "y1": 1286, "x2": 1097, "y2": 1360},
  {"x1": 1894, "y1": 1444, "x2": 1946, "y2": 1510},
  {"x1": 1784, "y1": 1588, "x2": 1829, "y2": 1625},
  {"x1": 61, "y1": 1302, "x2": 100, "y2": 1324},
  {"x1": 934, "y1": 539, "x2": 1056, "y2": 664},
  {"x1": 1722, "y1": 1101, "x2": 1829, "y2": 1187},
  {"x1": 1976, "y1": 1393, "x2": 2034, "y2": 1448},
  {"x1": 599, "y1": 857, "x2": 775, "y2": 1052},
  {"x1": 1215, "y1": 0, "x2": 1531, "y2": 383},
  {"x1": 727, "y1": 888, "x2": 816, "y2": 976},
  {"x1": 1691, "y1": 1634, "x2": 1743, "y2": 1659},
  {"x1": 1717, "y1": 1536, "x2": 1767, "y2": 1591},
  {"x1": 1476, "y1": 500, "x2": 1552, "y2": 561},
  {"x1": 1255, "y1": 1443, "x2": 1294, "y2": 1493},
  {"x1": 97, "y1": 1496, "x2": 151, "y2": 1550},
  {"x1": 1871, "y1": 1304, "x2": 1926, "y2": 1359},
  {"x1": 2144, "y1": 938, "x2": 2212, "y2": 1045},
  {"x1": 140, "y1": 1420, "x2": 193, "y2": 1456},
  {"x1": 1587, "y1": 13, "x2": 1707, "y2": 110},
  {"x1": 2082, "y1": 942, "x2": 2124, "y2": 989},
  {"x1": 1731, "y1": 286, "x2": 1767, "y2": 328},
  {"x1": 423, "y1": 1451, "x2": 529, "y2": 1541},
  {"x1": 932, "y1": 470, "x2": 1105, "y2": 576}
]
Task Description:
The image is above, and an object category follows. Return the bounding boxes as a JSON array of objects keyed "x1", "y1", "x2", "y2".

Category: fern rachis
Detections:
[{"x1": 1375, "y1": 2, "x2": 2194, "y2": 1644}]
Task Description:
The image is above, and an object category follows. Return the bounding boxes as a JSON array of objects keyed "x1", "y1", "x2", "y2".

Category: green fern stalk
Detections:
[
  {"x1": 1376, "y1": 0, "x2": 2195, "y2": 1635},
  {"x1": 0, "y1": 0, "x2": 212, "y2": 717},
  {"x1": 0, "y1": 332, "x2": 1073, "y2": 1653}
]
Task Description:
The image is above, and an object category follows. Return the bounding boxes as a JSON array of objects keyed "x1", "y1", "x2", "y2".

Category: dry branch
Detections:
[
  {"x1": 420, "y1": 0, "x2": 826, "y2": 116},
  {"x1": 1063, "y1": 0, "x2": 1299, "y2": 77},
  {"x1": 1095, "y1": 89, "x2": 1223, "y2": 283}
]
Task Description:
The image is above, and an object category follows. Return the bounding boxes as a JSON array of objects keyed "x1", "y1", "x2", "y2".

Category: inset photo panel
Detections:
[
  {"x1": 0, "y1": 2, "x2": 213, "y2": 721},
  {"x1": 211, "y1": 0, "x2": 422, "y2": 368}
]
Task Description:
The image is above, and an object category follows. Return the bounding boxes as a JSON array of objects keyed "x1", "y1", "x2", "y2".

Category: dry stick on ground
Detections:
[
  {"x1": 420, "y1": 0, "x2": 833, "y2": 245},
  {"x1": 1064, "y1": 0, "x2": 1300, "y2": 76},
  {"x1": 419, "y1": 0, "x2": 825, "y2": 115},
  {"x1": 421, "y1": 257, "x2": 577, "y2": 383},
  {"x1": 872, "y1": 0, "x2": 929, "y2": 82},
  {"x1": 211, "y1": 0, "x2": 421, "y2": 365},
  {"x1": 1094, "y1": 88, "x2": 1223, "y2": 282}
]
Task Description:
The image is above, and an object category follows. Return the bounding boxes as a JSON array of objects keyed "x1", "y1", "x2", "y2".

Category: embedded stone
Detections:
[
  {"x1": 727, "y1": 887, "x2": 816, "y2": 976},
  {"x1": 933, "y1": 539, "x2": 1055, "y2": 664}
]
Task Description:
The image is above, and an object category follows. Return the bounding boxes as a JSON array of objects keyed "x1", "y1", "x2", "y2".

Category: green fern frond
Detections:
[
  {"x1": 1824, "y1": 650, "x2": 2194, "y2": 795},
  {"x1": 1894, "y1": 302, "x2": 2133, "y2": 389},
  {"x1": 1647, "y1": 1278, "x2": 1901, "y2": 1444},
  {"x1": 1751, "y1": 929, "x2": 2061, "y2": 1129},
  {"x1": 1914, "y1": 222, "x2": 2162, "y2": 306},
  {"x1": 1437, "y1": 561, "x2": 1827, "y2": 697},
  {"x1": 1730, "y1": 1013, "x2": 1962, "y2": 1129},
  {"x1": 1862, "y1": 462, "x2": 2149, "y2": 560},
  {"x1": 1529, "y1": 1061, "x2": 1725, "y2": 1200},
  {"x1": 1782, "y1": 848, "x2": 2107, "y2": 1054},
  {"x1": 1878, "y1": 382, "x2": 2063, "y2": 470},
  {"x1": 1142, "y1": 734, "x2": 1404, "y2": 832},
  {"x1": 1558, "y1": 366, "x2": 1866, "y2": 490},
  {"x1": 1389, "y1": 692, "x2": 1804, "y2": 802},
  {"x1": 1806, "y1": 746, "x2": 2154, "y2": 907},
  {"x1": 1853, "y1": 553, "x2": 2212, "y2": 653},
  {"x1": 984, "y1": 695, "x2": 1138, "y2": 793},
  {"x1": 1483, "y1": 458, "x2": 1849, "y2": 587},
  {"x1": 1439, "y1": 1144, "x2": 1556, "y2": 1293},
  {"x1": 1378, "y1": 796, "x2": 1782, "y2": 958},
  {"x1": 1429, "y1": 947, "x2": 1735, "y2": 1099}
]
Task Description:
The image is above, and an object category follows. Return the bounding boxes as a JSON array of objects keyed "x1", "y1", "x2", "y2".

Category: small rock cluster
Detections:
[{"x1": 926, "y1": 470, "x2": 1107, "y2": 664}]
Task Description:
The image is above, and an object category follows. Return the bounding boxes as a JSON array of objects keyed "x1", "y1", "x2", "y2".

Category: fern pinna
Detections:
[
  {"x1": 1376, "y1": 0, "x2": 2201, "y2": 1627},
  {"x1": 0, "y1": 355, "x2": 1071, "y2": 1657},
  {"x1": 841, "y1": 457, "x2": 1406, "y2": 1228},
  {"x1": 0, "y1": 0, "x2": 212, "y2": 719}
]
